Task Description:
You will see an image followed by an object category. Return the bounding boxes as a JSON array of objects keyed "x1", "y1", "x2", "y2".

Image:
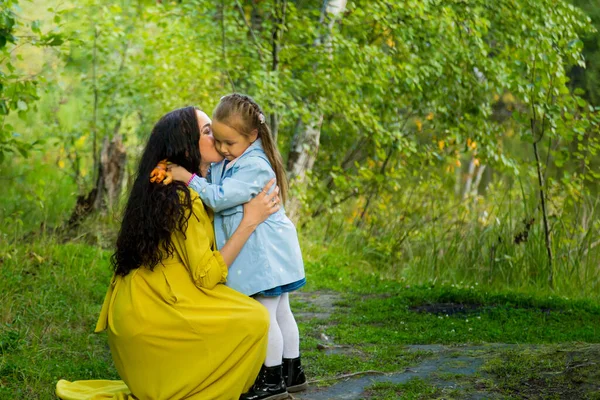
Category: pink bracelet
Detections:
[{"x1": 186, "y1": 173, "x2": 196, "y2": 187}]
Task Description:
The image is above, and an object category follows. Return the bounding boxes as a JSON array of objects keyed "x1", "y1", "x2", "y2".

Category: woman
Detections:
[{"x1": 56, "y1": 106, "x2": 280, "y2": 400}]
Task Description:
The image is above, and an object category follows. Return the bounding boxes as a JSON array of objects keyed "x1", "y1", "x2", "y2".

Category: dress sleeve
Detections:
[
  {"x1": 94, "y1": 275, "x2": 116, "y2": 333},
  {"x1": 173, "y1": 194, "x2": 228, "y2": 289},
  {"x1": 188, "y1": 158, "x2": 274, "y2": 212}
]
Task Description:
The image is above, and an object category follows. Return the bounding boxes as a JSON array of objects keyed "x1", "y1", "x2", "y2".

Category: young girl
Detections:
[{"x1": 168, "y1": 94, "x2": 307, "y2": 400}]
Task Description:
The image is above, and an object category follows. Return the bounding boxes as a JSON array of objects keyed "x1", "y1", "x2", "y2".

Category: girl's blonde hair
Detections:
[{"x1": 213, "y1": 93, "x2": 288, "y2": 203}]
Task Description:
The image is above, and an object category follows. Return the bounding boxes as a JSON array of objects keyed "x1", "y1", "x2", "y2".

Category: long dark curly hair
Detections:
[{"x1": 112, "y1": 106, "x2": 202, "y2": 276}]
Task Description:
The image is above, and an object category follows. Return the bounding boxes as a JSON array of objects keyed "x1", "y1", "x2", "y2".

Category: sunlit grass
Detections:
[{"x1": 300, "y1": 178, "x2": 600, "y2": 301}]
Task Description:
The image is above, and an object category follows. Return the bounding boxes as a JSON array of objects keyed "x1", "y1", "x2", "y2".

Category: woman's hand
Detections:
[
  {"x1": 220, "y1": 179, "x2": 280, "y2": 267},
  {"x1": 242, "y1": 178, "x2": 280, "y2": 227},
  {"x1": 168, "y1": 164, "x2": 193, "y2": 184}
]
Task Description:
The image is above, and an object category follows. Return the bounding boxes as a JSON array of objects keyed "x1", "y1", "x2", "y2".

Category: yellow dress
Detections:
[{"x1": 57, "y1": 191, "x2": 269, "y2": 400}]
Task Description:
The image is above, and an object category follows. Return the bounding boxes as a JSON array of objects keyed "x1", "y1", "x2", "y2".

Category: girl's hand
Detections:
[
  {"x1": 242, "y1": 179, "x2": 280, "y2": 227},
  {"x1": 168, "y1": 164, "x2": 193, "y2": 184}
]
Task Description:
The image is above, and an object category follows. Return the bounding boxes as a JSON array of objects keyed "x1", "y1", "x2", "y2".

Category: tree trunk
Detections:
[
  {"x1": 65, "y1": 134, "x2": 127, "y2": 230},
  {"x1": 533, "y1": 139, "x2": 554, "y2": 288},
  {"x1": 472, "y1": 164, "x2": 486, "y2": 196},
  {"x1": 463, "y1": 158, "x2": 477, "y2": 199},
  {"x1": 286, "y1": 116, "x2": 323, "y2": 221},
  {"x1": 287, "y1": 116, "x2": 323, "y2": 180},
  {"x1": 270, "y1": 0, "x2": 286, "y2": 141},
  {"x1": 97, "y1": 134, "x2": 127, "y2": 212},
  {"x1": 285, "y1": 0, "x2": 346, "y2": 221}
]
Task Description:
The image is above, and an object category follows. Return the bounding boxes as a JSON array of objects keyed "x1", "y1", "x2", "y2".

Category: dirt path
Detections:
[{"x1": 293, "y1": 344, "x2": 505, "y2": 399}]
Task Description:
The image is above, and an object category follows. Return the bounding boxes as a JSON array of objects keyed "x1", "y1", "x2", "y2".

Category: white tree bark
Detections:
[
  {"x1": 287, "y1": 116, "x2": 323, "y2": 180},
  {"x1": 472, "y1": 164, "x2": 486, "y2": 197},
  {"x1": 463, "y1": 158, "x2": 477, "y2": 199},
  {"x1": 286, "y1": 0, "x2": 346, "y2": 220}
]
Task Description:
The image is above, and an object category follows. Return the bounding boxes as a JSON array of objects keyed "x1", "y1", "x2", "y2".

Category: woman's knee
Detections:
[{"x1": 253, "y1": 299, "x2": 270, "y2": 334}]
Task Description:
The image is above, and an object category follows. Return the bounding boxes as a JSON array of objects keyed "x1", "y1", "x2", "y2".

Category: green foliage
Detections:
[
  {"x1": 0, "y1": 0, "x2": 597, "y2": 294},
  {"x1": 0, "y1": 0, "x2": 64, "y2": 163},
  {"x1": 9, "y1": 0, "x2": 596, "y2": 215},
  {"x1": 568, "y1": 0, "x2": 600, "y2": 106}
]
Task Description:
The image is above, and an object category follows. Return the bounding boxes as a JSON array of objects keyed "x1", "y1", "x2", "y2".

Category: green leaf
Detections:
[
  {"x1": 31, "y1": 20, "x2": 41, "y2": 34},
  {"x1": 41, "y1": 33, "x2": 64, "y2": 47},
  {"x1": 17, "y1": 146, "x2": 28, "y2": 158}
]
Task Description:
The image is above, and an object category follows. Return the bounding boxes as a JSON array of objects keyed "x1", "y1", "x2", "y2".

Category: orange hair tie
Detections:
[{"x1": 150, "y1": 159, "x2": 173, "y2": 185}]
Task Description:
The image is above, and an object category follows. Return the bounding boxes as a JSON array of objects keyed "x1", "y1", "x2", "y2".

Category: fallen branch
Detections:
[
  {"x1": 566, "y1": 362, "x2": 597, "y2": 371},
  {"x1": 544, "y1": 362, "x2": 597, "y2": 376}
]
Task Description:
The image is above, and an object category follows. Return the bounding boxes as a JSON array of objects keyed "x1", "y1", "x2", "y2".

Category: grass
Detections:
[
  {"x1": 302, "y1": 253, "x2": 600, "y2": 345},
  {"x1": 0, "y1": 241, "x2": 116, "y2": 398},
  {"x1": 300, "y1": 175, "x2": 600, "y2": 301},
  {"x1": 481, "y1": 345, "x2": 600, "y2": 400},
  {"x1": 328, "y1": 288, "x2": 600, "y2": 344},
  {"x1": 4, "y1": 235, "x2": 600, "y2": 398},
  {"x1": 0, "y1": 157, "x2": 79, "y2": 241},
  {"x1": 363, "y1": 379, "x2": 439, "y2": 400},
  {"x1": 292, "y1": 251, "x2": 600, "y2": 398}
]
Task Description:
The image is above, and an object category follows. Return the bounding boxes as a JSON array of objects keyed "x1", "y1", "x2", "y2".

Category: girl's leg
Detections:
[
  {"x1": 277, "y1": 292, "x2": 307, "y2": 392},
  {"x1": 255, "y1": 295, "x2": 284, "y2": 367},
  {"x1": 240, "y1": 296, "x2": 288, "y2": 400},
  {"x1": 275, "y1": 292, "x2": 300, "y2": 358}
]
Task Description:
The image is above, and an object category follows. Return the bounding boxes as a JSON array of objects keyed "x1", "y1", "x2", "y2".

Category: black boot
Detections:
[
  {"x1": 282, "y1": 356, "x2": 308, "y2": 393},
  {"x1": 240, "y1": 364, "x2": 288, "y2": 400}
]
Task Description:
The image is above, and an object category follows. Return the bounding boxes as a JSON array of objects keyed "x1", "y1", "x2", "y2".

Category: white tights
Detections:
[{"x1": 255, "y1": 293, "x2": 300, "y2": 367}]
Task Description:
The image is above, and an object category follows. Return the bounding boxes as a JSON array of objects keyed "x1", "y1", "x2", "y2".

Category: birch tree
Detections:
[{"x1": 285, "y1": 0, "x2": 347, "y2": 219}]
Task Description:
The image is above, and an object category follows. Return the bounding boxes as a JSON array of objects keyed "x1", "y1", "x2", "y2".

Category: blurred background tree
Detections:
[{"x1": 0, "y1": 0, "x2": 64, "y2": 162}]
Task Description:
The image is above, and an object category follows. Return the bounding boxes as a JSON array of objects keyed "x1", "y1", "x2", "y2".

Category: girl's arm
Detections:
[{"x1": 170, "y1": 160, "x2": 274, "y2": 212}]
